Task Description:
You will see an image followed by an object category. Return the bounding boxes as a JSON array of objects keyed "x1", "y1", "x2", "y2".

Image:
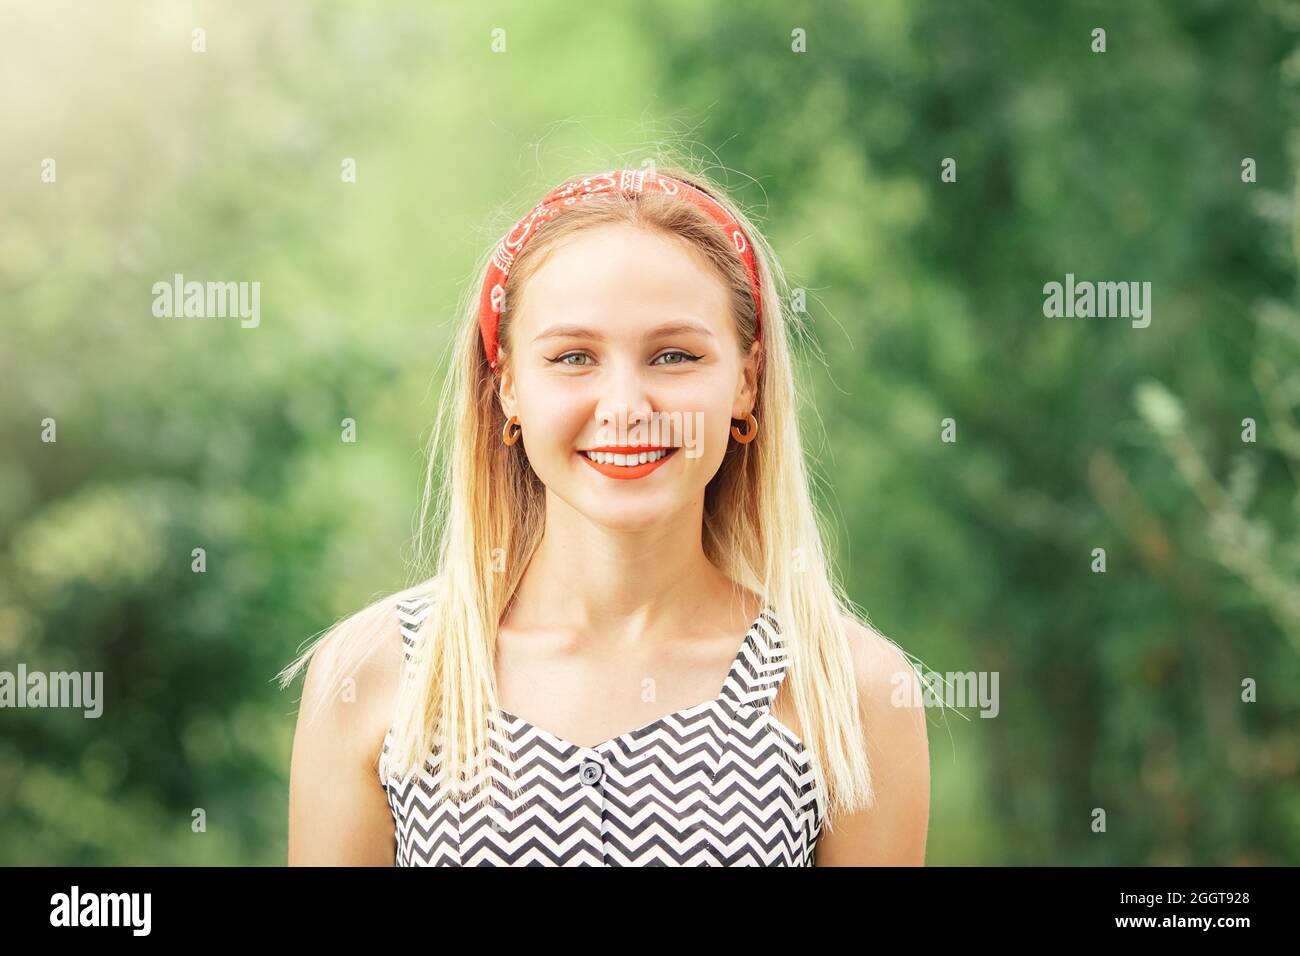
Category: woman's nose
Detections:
[
  {"x1": 594, "y1": 366, "x2": 655, "y2": 434},
  {"x1": 596, "y1": 397, "x2": 655, "y2": 435}
]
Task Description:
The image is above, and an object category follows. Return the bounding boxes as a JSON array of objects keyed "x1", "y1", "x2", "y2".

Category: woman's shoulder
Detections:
[
  {"x1": 295, "y1": 579, "x2": 443, "y2": 730},
  {"x1": 835, "y1": 610, "x2": 927, "y2": 734},
  {"x1": 813, "y1": 610, "x2": 930, "y2": 864},
  {"x1": 773, "y1": 607, "x2": 923, "y2": 746},
  {"x1": 837, "y1": 611, "x2": 911, "y2": 685}
]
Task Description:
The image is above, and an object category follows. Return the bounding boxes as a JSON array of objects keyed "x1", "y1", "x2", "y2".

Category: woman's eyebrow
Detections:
[
  {"x1": 533, "y1": 321, "x2": 717, "y2": 343},
  {"x1": 649, "y1": 321, "x2": 716, "y2": 340}
]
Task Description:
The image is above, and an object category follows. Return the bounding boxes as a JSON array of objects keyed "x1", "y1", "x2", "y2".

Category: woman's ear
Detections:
[
  {"x1": 495, "y1": 348, "x2": 516, "y2": 418},
  {"x1": 733, "y1": 339, "x2": 762, "y2": 417}
]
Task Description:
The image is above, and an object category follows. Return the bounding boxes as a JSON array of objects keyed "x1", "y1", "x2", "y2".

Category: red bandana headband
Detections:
[{"x1": 479, "y1": 169, "x2": 763, "y2": 371}]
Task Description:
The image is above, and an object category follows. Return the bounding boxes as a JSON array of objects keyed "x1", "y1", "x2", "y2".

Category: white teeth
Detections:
[{"x1": 583, "y1": 449, "x2": 672, "y2": 465}]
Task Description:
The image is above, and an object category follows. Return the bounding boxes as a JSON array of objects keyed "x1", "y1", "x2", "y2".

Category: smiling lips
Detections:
[{"x1": 578, "y1": 445, "x2": 679, "y2": 480}]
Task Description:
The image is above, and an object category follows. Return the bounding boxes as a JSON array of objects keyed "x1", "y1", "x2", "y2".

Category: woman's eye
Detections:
[
  {"x1": 653, "y1": 350, "x2": 702, "y2": 366},
  {"x1": 552, "y1": 352, "x2": 593, "y2": 366}
]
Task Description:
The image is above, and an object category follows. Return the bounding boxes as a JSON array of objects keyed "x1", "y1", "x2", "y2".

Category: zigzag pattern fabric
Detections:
[{"x1": 380, "y1": 596, "x2": 824, "y2": 865}]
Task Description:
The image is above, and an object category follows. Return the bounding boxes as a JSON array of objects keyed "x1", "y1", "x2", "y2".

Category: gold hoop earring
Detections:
[
  {"x1": 730, "y1": 413, "x2": 758, "y2": 444},
  {"x1": 502, "y1": 415, "x2": 522, "y2": 446}
]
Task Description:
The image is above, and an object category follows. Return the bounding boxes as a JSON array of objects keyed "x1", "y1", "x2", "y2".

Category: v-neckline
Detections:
[{"x1": 495, "y1": 601, "x2": 772, "y2": 754}]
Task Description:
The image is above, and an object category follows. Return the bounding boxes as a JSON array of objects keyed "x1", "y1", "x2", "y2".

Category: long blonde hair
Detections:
[{"x1": 279, "y1": 162, "x2": 880, "y2": 825}]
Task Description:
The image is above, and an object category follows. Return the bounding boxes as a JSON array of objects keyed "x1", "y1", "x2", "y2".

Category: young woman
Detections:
[{"x1": 282, "y1": 166, "x2": 930, "y2": 866}]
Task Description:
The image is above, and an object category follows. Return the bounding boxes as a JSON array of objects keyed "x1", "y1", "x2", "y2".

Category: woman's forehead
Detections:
[{"x1": 518, "y1": 224, "x2": 731, "y2": 331}]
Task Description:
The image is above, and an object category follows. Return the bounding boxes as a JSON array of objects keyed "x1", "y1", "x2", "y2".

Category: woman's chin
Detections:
[{"x1": 580, "y1": 500, "x2": 682, "y2": 532}]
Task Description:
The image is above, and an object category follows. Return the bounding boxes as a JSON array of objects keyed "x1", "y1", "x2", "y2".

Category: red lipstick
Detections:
[{"x1": 577, "y1": 445, "x2": 678, "y2": 480}]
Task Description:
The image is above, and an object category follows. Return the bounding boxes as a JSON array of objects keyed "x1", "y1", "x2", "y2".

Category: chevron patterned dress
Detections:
[{"x1": 379, "y1": 596, "x2": 825, "y2": 865}]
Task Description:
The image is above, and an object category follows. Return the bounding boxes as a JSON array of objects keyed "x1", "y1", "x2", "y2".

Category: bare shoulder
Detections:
[
  {"x1": 299, "y1": 594, "x2": 409, "y2": 739},
  {"x1": 839, "y1": 613, "x2": 924, "y2": 719},
  {"x1": 814, "y1": 611, "x2": 931, "y2": 866},
  {"x1": 839, "y1": 611, "x2": 930, "y2": 770},
  {"x1": 287, "y1": 590, "x2": 421, "y2": 865},
  {"x1": 303, "y1": 583, "x2": 443, "y2": 729}
]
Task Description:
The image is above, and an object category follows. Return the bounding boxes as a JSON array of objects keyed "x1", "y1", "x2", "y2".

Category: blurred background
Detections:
[{"x1": 2, "y1": 0, "x2": 1299, "y2": 865}]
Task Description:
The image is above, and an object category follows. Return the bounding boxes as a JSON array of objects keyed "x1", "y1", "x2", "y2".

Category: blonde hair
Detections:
[{"x1": 279, "y1": 162, "x2": 881, "y2": 826}]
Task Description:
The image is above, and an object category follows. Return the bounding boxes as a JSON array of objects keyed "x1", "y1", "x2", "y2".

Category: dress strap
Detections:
[
  {"x1": 720, "y1": 603, "x2": 789, "y2": 711},
  {"x1": 395, "y1": 594, "x2": 436, "y2": 664}
]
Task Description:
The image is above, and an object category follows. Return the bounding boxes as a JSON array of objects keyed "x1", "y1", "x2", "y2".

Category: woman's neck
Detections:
[{"x1": 505, "y1": 502, "x2": 742, "y2": 640}]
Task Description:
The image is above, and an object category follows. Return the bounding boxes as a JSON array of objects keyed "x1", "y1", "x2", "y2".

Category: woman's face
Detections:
[{"x1": 496, "y1": 222, "x2": 760, "y2": 531}]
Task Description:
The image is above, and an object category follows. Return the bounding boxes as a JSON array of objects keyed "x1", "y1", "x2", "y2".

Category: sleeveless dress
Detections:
[{"x1": 378, "y1": 595, "x2": 825, "y2": 866}]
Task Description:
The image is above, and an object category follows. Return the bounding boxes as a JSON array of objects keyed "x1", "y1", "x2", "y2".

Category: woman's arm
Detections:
[
  {"x1": 814, "y1": 615, "x2": 931, "y2": 866},
  {"x1": 288, "y1": 608, "x2": 400, "y2": 866}
]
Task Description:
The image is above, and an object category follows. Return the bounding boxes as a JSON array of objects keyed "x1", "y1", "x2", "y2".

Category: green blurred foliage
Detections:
[{"x1": 1, "y1": 0, "x2": 1298, "y2": 864}]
